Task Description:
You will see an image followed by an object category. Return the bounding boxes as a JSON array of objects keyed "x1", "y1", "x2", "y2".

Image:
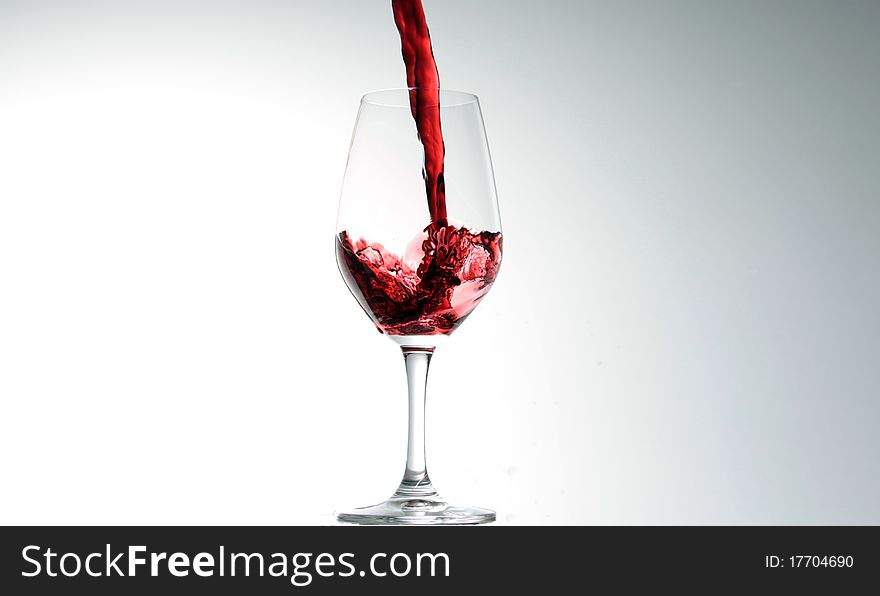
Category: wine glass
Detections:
[{"x1": 334, "y1": 88, "x2": 503, "y2": 524}]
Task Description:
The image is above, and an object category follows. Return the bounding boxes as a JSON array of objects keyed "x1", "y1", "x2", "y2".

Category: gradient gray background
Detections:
[{"x1": 1, "y1": 0, "x2": 878, "y2": 524}]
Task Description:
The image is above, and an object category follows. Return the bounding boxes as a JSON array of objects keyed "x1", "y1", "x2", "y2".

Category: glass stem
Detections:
[{"x1": 394, "y1": 346, "x2": 440, "y2": 500}]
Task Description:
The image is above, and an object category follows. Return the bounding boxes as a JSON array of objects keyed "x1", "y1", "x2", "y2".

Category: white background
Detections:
[{"x1": 1, "y1": 0, "x2": 878, "y2": 524}]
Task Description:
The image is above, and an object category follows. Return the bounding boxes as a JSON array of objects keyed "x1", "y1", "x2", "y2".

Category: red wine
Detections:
[
  {"x1": 337, "y1": 1, "x2": 502, "y2": 336},
  {"x1": 337, "y1": 227, "x2": 502, "y2": 335},
  {"x1": 392, "y1": 0, "x2": 446, "y2": 226}
]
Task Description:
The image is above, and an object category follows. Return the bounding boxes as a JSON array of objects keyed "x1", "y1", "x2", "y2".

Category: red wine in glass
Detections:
[{"x1": 335, "y1": 0, "x2": 503, "y2": 524}]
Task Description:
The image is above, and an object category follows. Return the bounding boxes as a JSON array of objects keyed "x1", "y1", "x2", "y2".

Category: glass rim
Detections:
[{"x1": 360, "y1": 87, "x2": 480, "y2": 108}]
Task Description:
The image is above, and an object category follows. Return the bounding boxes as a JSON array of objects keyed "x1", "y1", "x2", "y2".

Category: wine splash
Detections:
[
  {"x1": 337, "y1": 227, "x2": 502, "y2": 335},
  {"x1": 337, "y1": 0, "x2": 502, "y2": 336}
]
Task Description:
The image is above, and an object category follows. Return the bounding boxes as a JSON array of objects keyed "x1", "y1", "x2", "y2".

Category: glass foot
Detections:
[{"x1": 337, "y1": 494, "x2": 495, "y2": 525}]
